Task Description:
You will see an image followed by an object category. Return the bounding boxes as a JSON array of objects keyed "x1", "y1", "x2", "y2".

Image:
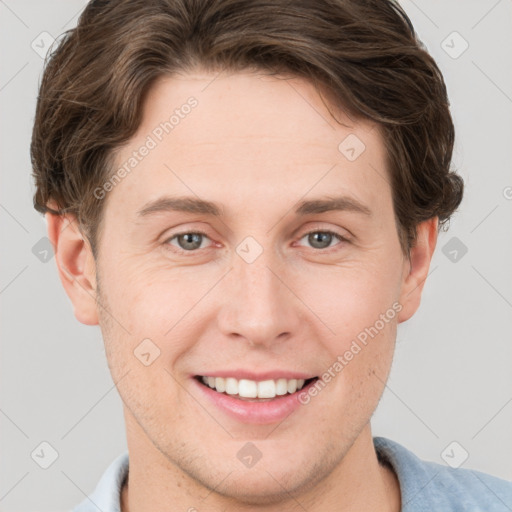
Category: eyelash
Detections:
[{"x1": 163, "y1": 229, "x2": 349, "y2": 254}]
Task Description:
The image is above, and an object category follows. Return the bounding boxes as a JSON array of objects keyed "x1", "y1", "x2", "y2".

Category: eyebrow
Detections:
[{"x1": 136, "y1": 195, "x2": 372, "y2": 218}]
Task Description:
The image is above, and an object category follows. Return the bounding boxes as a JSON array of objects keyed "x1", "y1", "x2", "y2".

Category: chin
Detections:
[
  {"x1": 179, "y1": 449, "x2": 332, "y2": 508},
  {"x1": 207, "y1": 469, "x2": 307, "y2": 506}
]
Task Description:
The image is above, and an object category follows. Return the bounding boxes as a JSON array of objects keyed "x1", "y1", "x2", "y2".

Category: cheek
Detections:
[
  {"x1": 325, "y1": 317, "x2": 397, "y2": 429},
  {"x1": 299, "y1": 259, "x2": 403, "y2": 342},
  {"x1": 99, "y1": 256, "x2": 181, "y2": 330},
  {"x1": 295, "y1": 258, "x2": 401, "y2": 406},
  {"x1": 98, "y1": 263, "x2": 214, "y2": 380}
]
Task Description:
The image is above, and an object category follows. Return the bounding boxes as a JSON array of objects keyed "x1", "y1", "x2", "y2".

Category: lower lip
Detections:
[{"x1": 192, "y1": 378, "x2": 317, "y2": 425}]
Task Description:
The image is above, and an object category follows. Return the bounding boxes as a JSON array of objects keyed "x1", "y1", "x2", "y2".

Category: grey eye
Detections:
[
  {"x1": 172, "y1": 232, "x2": 208, "y2": 251},
  {"x1": 301, "y1": 231, "x2": 341, "y2": 250}
]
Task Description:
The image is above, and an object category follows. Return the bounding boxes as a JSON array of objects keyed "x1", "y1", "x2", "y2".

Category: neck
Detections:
[{"x1": 121, "y1": 416, "x2": 401, "y2": 512}]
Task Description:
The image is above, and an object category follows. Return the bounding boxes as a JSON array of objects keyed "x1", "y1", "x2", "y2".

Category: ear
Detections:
[
  {"x1": 397, "y1": 217, "x2": 438, "y2": 323},
  {"x1": 45, "y1": 209, "x2": 99, "y2": 326}
]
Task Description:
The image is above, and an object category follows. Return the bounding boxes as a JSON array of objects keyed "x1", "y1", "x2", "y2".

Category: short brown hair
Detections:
[{"x1": 31, "y1": 0, "x2": 463, "y2": 258}]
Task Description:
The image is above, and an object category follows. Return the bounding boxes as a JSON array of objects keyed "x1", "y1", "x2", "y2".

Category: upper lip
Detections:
[{"x1": 193, "y1": 370, "x2": 317, "y2": 381}]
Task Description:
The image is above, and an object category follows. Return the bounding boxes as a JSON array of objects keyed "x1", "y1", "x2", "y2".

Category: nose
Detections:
[{"x1": 216, "y1": 248, "x2": 301, "y2": 348}]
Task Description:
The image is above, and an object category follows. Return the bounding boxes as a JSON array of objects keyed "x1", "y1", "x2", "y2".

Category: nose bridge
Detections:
[{"x1": 217, "y1": 242, "x2": 298, "y2": 346}]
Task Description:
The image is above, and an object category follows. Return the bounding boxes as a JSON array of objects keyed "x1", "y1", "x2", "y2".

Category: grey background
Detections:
[{"x1": 1, "y1": 0, "x2": 511, "y2": 510}]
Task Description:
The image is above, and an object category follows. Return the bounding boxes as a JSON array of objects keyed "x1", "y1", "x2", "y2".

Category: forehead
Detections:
[
  {"x1": 108, "y1": 70, "x2": 389, "y2": 217},
  {"x1": 137, "y1": 69, "x2": 377, "y2": 150}
]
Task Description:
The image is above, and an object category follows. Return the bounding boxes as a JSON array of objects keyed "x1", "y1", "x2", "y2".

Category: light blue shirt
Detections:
[{"x1": 72, "y1": 436, "x2": 512, "y2": 511}]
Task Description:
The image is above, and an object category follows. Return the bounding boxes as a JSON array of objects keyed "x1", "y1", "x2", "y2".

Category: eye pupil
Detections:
[
  {"x1": 308, "y1": 232, "x2": 333, "y2": 249},
  {"x1": 178, "y1": 233, "x2": 203, "y2": 250}
]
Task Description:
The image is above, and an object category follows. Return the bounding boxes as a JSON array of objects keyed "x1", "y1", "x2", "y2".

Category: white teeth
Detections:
[
  {"x1": 215, "y1": 377, "x2": 226, "y2": 393},
  {"x1": 225, "y1": 377, "x2": 238, "y2": 395},
  {"x1": 257, "y1": 380, "x2": 276, "y2": 398},
  {"x1": 275, "y1": 378, "x2": 288, "y2": 395},
  {"x1": 287, "y1": 379, "x2": 298, "y2": 394},
  {"x1": 200, "y1": 375, "x2": 311, "y2": 398},
  {"x1": 238, "y1": 379, "x2": 258, "y2": 398}
]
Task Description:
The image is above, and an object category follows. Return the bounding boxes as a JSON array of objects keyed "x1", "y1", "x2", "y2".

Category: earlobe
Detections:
[
  {"x1": 46, "y1": 211, "x2": 99, "y2": 326},
  {"x1": 397, "y1": 218, "x2": 438, "y2": 323}
]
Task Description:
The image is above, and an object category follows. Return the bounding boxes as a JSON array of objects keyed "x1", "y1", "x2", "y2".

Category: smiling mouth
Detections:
[{"x1": 195, "y1": 375, "x2": 319, "y2": 401}]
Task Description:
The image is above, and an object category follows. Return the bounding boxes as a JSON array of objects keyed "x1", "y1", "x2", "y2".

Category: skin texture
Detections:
[{"x1": 46, "y1": 69, "x2": 438, "y2": 511}]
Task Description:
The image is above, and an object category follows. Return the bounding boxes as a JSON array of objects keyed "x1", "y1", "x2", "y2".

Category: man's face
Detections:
[{"x1": 89, "y1": 70, "x2": 416, "y2": 501}]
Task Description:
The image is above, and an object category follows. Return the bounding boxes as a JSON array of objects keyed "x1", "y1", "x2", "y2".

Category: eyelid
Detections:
[
  {"x1": 160, "y1": 221, "x2": 212, "y2": 241},
  {"x1": 295, "y1": 222, "x2": 353, "y2": 241}
]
